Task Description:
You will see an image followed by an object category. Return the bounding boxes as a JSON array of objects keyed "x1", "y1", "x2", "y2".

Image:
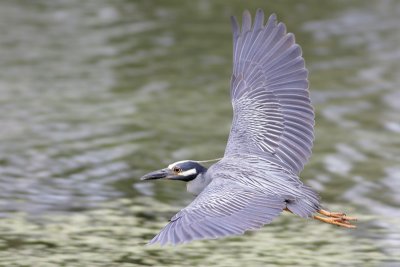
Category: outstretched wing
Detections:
[
  {"x1": 225, "y1": 9, "x2": 314, "y2": 174},
  {"x1": 149, "y1": 178, "x2": 285, "y2": 245}
]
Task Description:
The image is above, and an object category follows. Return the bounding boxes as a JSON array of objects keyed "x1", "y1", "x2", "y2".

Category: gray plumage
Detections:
[{"x1": 142, "y1": 9, "x2": 321, "y2": 245}]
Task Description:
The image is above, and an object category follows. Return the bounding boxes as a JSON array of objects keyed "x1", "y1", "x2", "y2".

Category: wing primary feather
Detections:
[
  {"x1": 231, "y1": 16, "x2": 239, "y2": 39},
  {"x1": 266, "y1": 57, "x2": 305, "y2": 78},
  {"x1": 241, "y1": 10, "x2": 252, "y2": 33},
  {"x1": 251, "y1": 23, "x2": 282, "y2": 63},
  {"x1": 259, "y1": 30, "x2": 294, "y2": 65},
  {"x1": 264, "y1": 45, "x2": 302, "y2": 74},
  {"x1": 253, "y1": 9, "x2": 264, "y2": 31}
]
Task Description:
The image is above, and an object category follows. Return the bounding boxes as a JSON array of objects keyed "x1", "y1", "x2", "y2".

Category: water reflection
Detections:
[{"x1": 0, "y1": 0, "x2": 399, "y2": 266}]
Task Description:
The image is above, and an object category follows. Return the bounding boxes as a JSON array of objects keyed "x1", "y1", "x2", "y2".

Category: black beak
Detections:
[{"x1": 140, "y1": 168, "x2": 173, "y2": 181}]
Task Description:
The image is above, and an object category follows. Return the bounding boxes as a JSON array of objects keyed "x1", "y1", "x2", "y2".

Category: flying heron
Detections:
[{"x1": 141, "y1": 9, "x2": 357, "y2": 245}]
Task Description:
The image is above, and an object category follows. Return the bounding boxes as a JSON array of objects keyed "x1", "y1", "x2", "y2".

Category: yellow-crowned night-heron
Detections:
[{"x1": 141, "y1": 9, "x2": 357, "y2": 245}]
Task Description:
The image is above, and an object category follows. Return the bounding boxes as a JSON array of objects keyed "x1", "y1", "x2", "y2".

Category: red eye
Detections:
[{"x1": 173, "y1": 166, "x2": 182, "y2": 173}]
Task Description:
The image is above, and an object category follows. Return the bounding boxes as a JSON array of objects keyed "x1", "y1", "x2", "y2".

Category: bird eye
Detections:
[{"x1": 173, "y1": 166, "x2": 182, "y2": 173}]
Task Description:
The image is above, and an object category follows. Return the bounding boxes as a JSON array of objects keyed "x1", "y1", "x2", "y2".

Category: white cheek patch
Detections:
[{"x1": 179, "y1": 168, "x2": 197, "y2": 176}]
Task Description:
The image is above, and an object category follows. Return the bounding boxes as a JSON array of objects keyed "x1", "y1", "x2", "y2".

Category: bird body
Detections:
[
  {"x1": 209, "y1": 154, "x2": 320, "y2": 216},
  {"x1": 140, "y1": 9, "x2": 356, "y2": 245}
]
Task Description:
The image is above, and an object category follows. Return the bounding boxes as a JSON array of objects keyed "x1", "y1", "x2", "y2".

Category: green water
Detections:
[{"x1": 1, "y1": 0, "x2": 399, "y2": 266}]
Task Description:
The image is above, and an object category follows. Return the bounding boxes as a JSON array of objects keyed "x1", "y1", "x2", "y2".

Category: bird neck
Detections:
[{"x1": 186, "y1": 171, "x2": 210, "y2": 195}]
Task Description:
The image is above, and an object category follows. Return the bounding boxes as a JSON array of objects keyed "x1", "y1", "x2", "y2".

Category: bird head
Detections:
[{"x1": 140, "y1": 160, "x2": 207, "y2": 182}]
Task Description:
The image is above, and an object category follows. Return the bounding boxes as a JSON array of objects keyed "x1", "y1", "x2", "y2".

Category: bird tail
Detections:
[{"x1": 286, "y1": 185, "x2": 321, "y2": 218}]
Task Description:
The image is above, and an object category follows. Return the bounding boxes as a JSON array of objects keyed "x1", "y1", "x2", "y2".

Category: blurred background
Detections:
[{"x1": 0, "y1": 0, "x2": 399, "y2": 266}]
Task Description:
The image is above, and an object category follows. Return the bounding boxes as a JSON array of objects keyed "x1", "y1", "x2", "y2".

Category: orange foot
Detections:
[{"x1": 313, "y1": 209, "x2": 357, "y2": 228}]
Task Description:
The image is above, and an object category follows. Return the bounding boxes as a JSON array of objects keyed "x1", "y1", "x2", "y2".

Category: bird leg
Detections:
[
  {"x1": 313, "y1": 209, "x2": 357, "y2": 228},
  {"x1": 284, "y1": 208, "x2": 357, "y2": 228}
]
